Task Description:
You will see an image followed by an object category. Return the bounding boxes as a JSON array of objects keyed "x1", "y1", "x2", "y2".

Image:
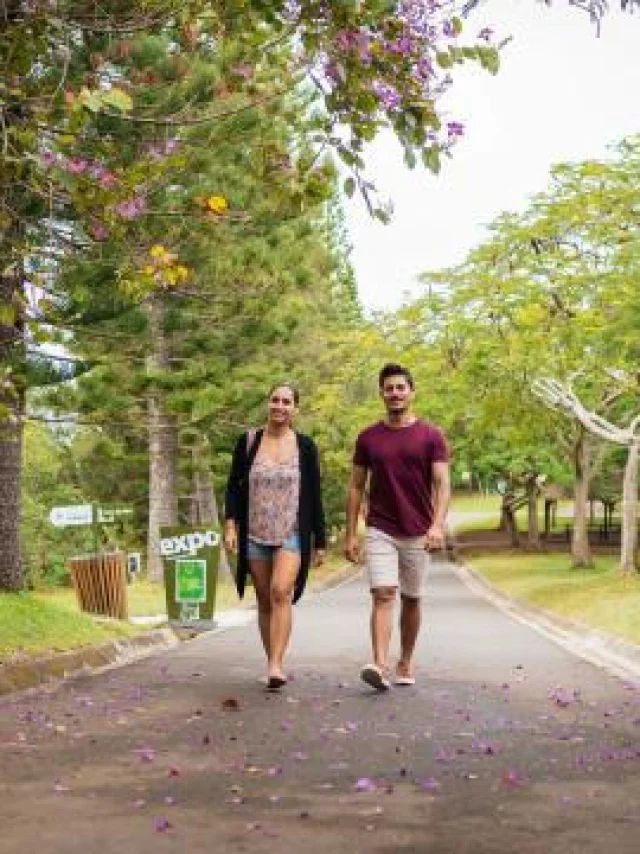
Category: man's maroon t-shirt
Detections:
[{"x1": 353, "y1": 419, "x2": 449, "y2": 538}]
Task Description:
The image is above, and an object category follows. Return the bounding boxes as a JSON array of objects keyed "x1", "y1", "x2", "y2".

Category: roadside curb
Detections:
[
  {"x1": 0, "y1": 628, "x2": 178, "y2": 697},
  {"x1": 0, "y1": 564, "x2": 362, "y2": 698},
  {"x1": 451, "y1": 560, "x2": 640, "y2": 684}
]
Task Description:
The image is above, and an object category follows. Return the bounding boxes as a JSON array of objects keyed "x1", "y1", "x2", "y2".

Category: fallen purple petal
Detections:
[
  {"x1": 354, "y1": 777, "x2": 378, "y2": 793},
  {"x1": 154, "y1": 817, "x2": 173, "y2": 833}
]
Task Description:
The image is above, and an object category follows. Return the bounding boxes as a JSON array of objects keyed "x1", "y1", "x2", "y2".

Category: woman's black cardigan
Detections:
[{"x1": 224, "y1": 429, "x2": 326, "y2": 604}]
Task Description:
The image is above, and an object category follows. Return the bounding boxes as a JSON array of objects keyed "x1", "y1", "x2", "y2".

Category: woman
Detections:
[{"x1": 224, "y1": 382, "x2": 326, "y2": 690}]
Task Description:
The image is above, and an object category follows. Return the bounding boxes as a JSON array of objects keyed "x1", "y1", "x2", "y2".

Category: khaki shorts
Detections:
[{"x1": 364, "y1": 527, "x2": 429, "y2": 598}]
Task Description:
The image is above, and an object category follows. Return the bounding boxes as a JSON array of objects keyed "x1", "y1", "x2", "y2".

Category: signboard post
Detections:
[{"x1": 160, "y1": 525, "x2": 220, "y2": 629}]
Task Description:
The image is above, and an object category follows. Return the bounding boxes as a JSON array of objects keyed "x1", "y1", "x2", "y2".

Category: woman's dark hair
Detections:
[
  {"x1": 268, "y1": 382, "x2": 300, "y2": 405},
  {"x1": 378, "y1": 363, "x2": 415, "y2": 390}
]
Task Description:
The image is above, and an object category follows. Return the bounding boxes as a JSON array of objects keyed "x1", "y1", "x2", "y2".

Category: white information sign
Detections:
[{"x1": 50, "y1": 504, "x2": 94, "y2": 527}]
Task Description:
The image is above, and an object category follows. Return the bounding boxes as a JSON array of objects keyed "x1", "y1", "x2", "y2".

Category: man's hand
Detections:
[
  {"x1": 426, "y1": 524, "x2": 446, "y2": 551},
  {"x1": 345, "y1": 535, "x2": 360, "y2": 564},
  {"x1": 314, "y1": 549, "x2": 326, "y2": 567},
  {"x1": 223, "y1": 522, "x2": 238, "y2": 554}
]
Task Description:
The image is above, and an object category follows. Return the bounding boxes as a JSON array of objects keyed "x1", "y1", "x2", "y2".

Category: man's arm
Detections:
[
  {"x1": 345, "y1": 464, "x2": 367, "y2": 562},
  {"x1": 426, "y1": 461, "x2": 451, "y2": 549}
]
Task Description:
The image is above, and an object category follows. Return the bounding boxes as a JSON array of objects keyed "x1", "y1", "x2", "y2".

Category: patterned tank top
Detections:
[{"x1": 248, "y1": 447, "x2": 300, "y2": 545}]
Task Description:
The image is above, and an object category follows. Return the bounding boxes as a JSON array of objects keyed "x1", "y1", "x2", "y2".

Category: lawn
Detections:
[
  {"x1": 0, "y1": 553, "x2": 353, "y2": 661},
  {"x1": 468, "y1": 552, "x2": 640, "y2": 646},
  {"x1": 0, "y1": 591, "x2": 141, "y2": 659},
  {"x1": 450, "y1": 493, "x2": 501, "y2": 514}
]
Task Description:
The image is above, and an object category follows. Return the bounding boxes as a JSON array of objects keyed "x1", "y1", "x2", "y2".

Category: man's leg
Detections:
[
  {"x1": 370, "y1": 586, "x2": 397, "y2": 673},
  {"x1": 395, "y1": 537, "x2": 427, "y2": 682},
  {"x1": 397, "y1": 594, "x2": 421, "y2": 679},
  {"x1": 361, "y1": 528, "x2": 399, "y2": 690}
]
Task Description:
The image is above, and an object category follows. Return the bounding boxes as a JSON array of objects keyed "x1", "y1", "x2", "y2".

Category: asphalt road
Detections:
[{"x1": 1, "y1": 560, "x2": 639, "y2": 853}]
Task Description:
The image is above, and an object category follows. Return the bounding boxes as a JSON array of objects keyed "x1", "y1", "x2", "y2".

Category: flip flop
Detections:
[
  {"x1": 360, "y1": 664, "x2": 390, "y2": 692},
  {"x1": 267, "y1": 674, "x2": 287, "y2": 692}
]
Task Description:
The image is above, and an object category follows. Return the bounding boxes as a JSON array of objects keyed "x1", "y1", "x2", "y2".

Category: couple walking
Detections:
[{"x1": 223, "y1": 363, "x2": 450, "y2": 692}]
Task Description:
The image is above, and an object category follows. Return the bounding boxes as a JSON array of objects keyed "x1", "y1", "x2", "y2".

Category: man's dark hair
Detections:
[{"x1": 378, "y1": 363, "x2": 415, "y2": 390}]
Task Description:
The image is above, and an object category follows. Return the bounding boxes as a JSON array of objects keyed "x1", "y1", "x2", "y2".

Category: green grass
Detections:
[
  {"x1": 469, "y1": 552, "x2": 640, "y2": 645},
  {"x1": 1, "y1": 556, "x2": 353, "y2": 661},
  {"x1": 0, "y1": 592, "x2": 141, "y2": 659},
  {"x1": 450, "y1": 493, "x2": 501, "y2": 513},
  {"x1": 34, "y1": 576, "x2": 247, "y2": 618}
]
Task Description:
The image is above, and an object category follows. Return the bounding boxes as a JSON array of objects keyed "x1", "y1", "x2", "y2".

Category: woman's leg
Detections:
[
  {"x1": 249, "y1": 558, "x2": 273, "y2": 659},
  {"x1": 268, "y1": 548, "x2": 300, "y2": 679}
]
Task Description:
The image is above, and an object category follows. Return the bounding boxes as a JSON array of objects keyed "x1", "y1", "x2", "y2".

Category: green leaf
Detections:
[
  {"x1": 403, "y1": 148, "x2": 417, "y2": 170},
  {"x1": 436, "y1": 52, "x2": 453, "y2": 70},
  {"x1": 344, "y1": 176, "x2": 356, "y2": 198},
  {"x1": 102, "y1": 88, "x2": 134, "y2": 113},
  {"x1": 0, "y1": 303, "x2": 16, "y2": 326},
  {"x1": 422, "y1": 147, "x2": 441, "y2": 175}
]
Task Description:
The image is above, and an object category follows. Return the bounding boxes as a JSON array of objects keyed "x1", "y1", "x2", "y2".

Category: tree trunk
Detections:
[
  {"x1": 145, "y1": 297, "x2": 178, "y2": 581},
  {"x1": 526, "y1": 477, "x2": 540, "y2": 548},
  {"x1": 572, "y1": 428, "x2": 592, "y2": 568},
  {"x1": 189, "y1": 443, "x2": 231, "y2": 578},
  {"x1": 0, "y1": 244, "x2": 25, "y2": 590},
  {"x1": 0, "y1": 2, "x2": 26, "y2": 590},
  {"x1": 189, "y1": 443, "x2": 215, "y2": 527},
  {"x1": 620, "y1": 439, "x2": 639, "y2": 575},
  {"x1": 500, "y1": 492, "x2": 519, "y2": 547}
]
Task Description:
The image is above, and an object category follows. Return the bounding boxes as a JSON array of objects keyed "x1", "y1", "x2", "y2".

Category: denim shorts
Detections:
[{"x1": 247, "y1": 531, "x2": 301, "y2": 561}]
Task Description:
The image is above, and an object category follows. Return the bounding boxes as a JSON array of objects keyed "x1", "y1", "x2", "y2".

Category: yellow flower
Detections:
[
  {"x1": 175, "y1": 265, "x2": 189, "y2": 281},
  {"x1": 207, "y1": 195, "x2": 228, "y2": 215},
  {"x1": 150, "y1": 244, "x2": 166, "y2": 259},
  {"x1": 143, "y1": 265, "x2": 155, "y2": 276}
]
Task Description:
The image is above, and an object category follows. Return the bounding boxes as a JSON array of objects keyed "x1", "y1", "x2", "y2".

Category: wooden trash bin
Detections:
[{"x1": 69, "y1": 552, "x2": 128, "y2": 621}]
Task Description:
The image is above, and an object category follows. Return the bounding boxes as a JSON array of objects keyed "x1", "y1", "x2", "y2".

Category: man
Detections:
[{"x1": 345, "y1": 363, "x2": 450, "y2": 691}]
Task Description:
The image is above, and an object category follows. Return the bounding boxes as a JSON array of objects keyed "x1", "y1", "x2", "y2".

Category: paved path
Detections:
[{"x1": 1, "y1": 561, "x2": 640, "y2": 853}]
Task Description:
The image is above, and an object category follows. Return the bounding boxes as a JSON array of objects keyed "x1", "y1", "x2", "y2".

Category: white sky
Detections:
[{"x1": 344, "y1": 0, "x2": 640, "y2": 311}]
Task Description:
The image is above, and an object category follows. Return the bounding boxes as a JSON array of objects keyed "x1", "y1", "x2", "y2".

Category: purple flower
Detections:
[
  {"x1": 99, "y1": 171, "x2": 117, "y2": 189},
  {"x1": 41, "y1": 151, "x2": 57, "y2": 168},
  {"x1": 416, "y1": 776, "x2": 440, "y2": 792},
  {"x1": 443, "y1": 20, "x2": 457, "y2": 38},
  {"x1": 154, "y1": 817, "x2": 173, "y2": 833},
  {"x1": 67, "y1": 157, "x2": 88, "y2": 175},
  {"x1": 114, "y1": 196, "x2": 146, "y2": 220},
  {"x1": 415, "y1": 57, "x2": 433, "y2": 79},
  {"x1": 354, "y1": 777, "x2": 378, "y2": 793},
  {"x1": 502, "y1": 769, "x2": 524, "y2": 787},
  {"x1": 373, "y1": 82, "x2": 401, "y2": 111},
  {"x1": 549, "y1": 687, "x2": 577, "y2": 708},
  {"x1": 478, "y1": 27, "x2": 494, "y2": 42},
  {"x1": 89, "y1": 221, "x2": 109, "y2": 241},
  {"x1": 324, "y1": 60, "x2": 343, "y2": 83},
  {"x1": 447, "y1": 121, "x2": 464, "y2": 139},
  {"x1": 389, "y1": 35, "x2": 415, "y2": 56}
]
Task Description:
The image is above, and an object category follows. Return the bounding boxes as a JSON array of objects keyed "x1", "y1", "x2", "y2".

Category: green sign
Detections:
[
  {"x1": 160, "y1": 524, "x2": 220, "y2": 628},
  {"x1": 176, "y1": 559, "x2": 207, "y2": 602}
]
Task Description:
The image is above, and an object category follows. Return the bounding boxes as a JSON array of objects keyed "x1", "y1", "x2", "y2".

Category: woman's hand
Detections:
[{"x1": 224, "y1": 521, "x2": 238, "y2": 554}]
